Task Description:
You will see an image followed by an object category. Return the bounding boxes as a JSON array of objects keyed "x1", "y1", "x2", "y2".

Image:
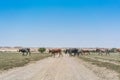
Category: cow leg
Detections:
[
  {"x1": 51, "y1": 53, "x2": 54, "y2": 57},
  {"x1": 106, "y1": 52, "x2": 110, "y2": 56},
  {"x1": 69, "y1": 52, "x2": 72, "y2": 56},
  {"x1": 59, "y1": 52, "x2": 63, "y2": 57},
  {"x1": 81, "y1": 52, "x2": 84, "y2": 55},
  {"x1": 98, "y1": 52, "x2": 102, "y2": 56},
  {"x1": 73, "y1": 53, "x2": 75, "y2": 56},
  {"x1": 88, "y1": 52, "x2": 90, "y2": 55},
  {"x1": 25, "y1": 52, "x2": 27, "y2": 56},
  {"x1": 77, "y1": 53, "x2": 80, "y2": 56},
  {"x1": 50, "y1": 53, "x2": 53, "y2": 56},
  {"x1": 53, "y1": 53, "x2": 55, "y2": 58},
  {"x1": 99, "y1": 52, "x2": 102, "y2": 56},
  {"x1": 106, "y1": 52, "x2": 107, "y2": 56},
  {"x1": 98, "y1": 52, "x2": 99, "y2": 55},
  {"x1": 81, "y1": 52, "x2": 83, "y2": 55},
  {"x1": 58, "y1": 53, "x2": 60, "y2": 57},
  {"x1": 101, "y1": 52, "x2": 103, "y2": 56},
  {"x1": 61, "y1": 52, "x2": 63, "y2": 57},
  {"x1": 51, "y1": 52, "x2": 54, "y2": 57},
  {"x1": 22, "y1": 52, "x2": 25, "y2": 56},
  {"x1": 29, "y1": 52, "x2": 31, "y2": 56}
]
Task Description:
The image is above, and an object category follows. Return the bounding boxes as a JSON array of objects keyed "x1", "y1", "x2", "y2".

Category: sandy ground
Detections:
[{"x1": 0, "y1": 54, "x2": 119, "y2": 80}]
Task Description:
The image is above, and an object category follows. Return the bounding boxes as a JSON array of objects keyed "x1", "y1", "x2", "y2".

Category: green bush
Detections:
[{"x1": 38, "y1": 48, "x2": 46, "y2": 53}]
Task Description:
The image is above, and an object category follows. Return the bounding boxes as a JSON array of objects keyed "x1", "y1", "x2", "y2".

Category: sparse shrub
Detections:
[{"x1": 38, "y1": 48, "x2": 46, "y2": 53}]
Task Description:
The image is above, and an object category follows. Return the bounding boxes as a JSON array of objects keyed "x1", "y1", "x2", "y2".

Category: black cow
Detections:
[
  {"x1": 18, "y1": 48, "x2": 31, "y2": 56},
  {"x1": 65, "y1": 48, "x2": 80, "y2": 56}
]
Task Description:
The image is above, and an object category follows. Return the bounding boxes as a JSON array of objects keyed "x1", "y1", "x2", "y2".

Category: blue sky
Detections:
[{"x1": 0, "y1": 0, "x2": 120, "y2": 48}]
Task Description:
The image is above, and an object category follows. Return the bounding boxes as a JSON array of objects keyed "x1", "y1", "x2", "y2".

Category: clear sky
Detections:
[{"x1": 0, "y1": 0, "x2": 120, "y2": 48}]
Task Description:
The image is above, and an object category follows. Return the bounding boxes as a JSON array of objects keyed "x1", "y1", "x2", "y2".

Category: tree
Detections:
[{"x1": 38, "y1": 48, "x2": 46, "y2": 53}]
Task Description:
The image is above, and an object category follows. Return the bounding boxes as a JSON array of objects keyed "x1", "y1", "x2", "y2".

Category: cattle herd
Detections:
[{"x1": 18, "y1": 48, "x2": 120, "y2": 57}]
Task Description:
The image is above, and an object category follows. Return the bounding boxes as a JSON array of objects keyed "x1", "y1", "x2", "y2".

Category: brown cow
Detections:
[
  {"x1": 49, "y1": 48, "x2": 63, "y2": 57},
  {"x1": 116, "y1": 49, "x2": 120, "y2": 55},
  {"x1": 80, "y1": 49, "x2": 92, "y2": 55},
  {"x1": 96, "y1": 48, "x2": 110, "y2": 56},
  {"x1": 81, "y1": 49, "x2": 90, "y2": 55}
]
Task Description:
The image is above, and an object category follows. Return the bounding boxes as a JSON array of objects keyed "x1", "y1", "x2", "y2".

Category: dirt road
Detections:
[{"x1": 0, "y1": 55, "x2": 119, "y2": 80}]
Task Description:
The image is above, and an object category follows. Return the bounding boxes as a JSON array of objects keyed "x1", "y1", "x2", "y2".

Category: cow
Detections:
[
  {"x1": 96, "y1": 48, "x2": 110, "y2": 56},
  {"x1": 65, "y1": 48, "x2": 80, "y2": 56},
  {"x1": 18, "y1": 48, "x2": 31, "y2": 56},
  {"x1": 49, "y1": 48, "x2": 63, "y2": 57}
]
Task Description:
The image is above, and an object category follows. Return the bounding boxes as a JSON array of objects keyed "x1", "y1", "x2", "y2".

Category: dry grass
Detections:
[
  {"x1": 0, "y1": 52, "x2": 51, "y2": 70},
  {"x1": 88, "y1": 53, "x2": 120, "y2": 61},
  {"x1": 79, "y1": 56, "x2": 120, "y2": 78}
]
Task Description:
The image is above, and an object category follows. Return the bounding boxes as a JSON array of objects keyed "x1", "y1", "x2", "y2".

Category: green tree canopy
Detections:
[{"x1": 38, "y1": 48, "x2": 46, "y2": 53}]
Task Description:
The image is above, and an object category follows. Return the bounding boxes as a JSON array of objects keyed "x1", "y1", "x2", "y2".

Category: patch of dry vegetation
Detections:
[
  {"x1": 79, "y1": 56, "x2": 120, "y2": 78},
  {"x1": 0, "y1": 52, "x2": 51, "y2": 70}
]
